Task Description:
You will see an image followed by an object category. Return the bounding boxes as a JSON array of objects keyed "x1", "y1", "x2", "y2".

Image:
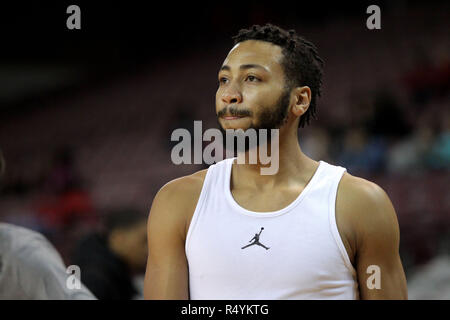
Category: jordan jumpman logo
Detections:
[{"x1": 241, "y1": 227, "x2": 270, "y2": 250}]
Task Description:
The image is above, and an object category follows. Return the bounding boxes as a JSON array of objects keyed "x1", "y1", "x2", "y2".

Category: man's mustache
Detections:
[{"x1": 217, "y1": 106, "x2": 253, "y2": 118}]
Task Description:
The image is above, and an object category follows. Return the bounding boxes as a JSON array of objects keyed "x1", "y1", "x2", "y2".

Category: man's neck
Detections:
[{"x1": 231, "y1": 130, "x2": 318, "y2": 191}]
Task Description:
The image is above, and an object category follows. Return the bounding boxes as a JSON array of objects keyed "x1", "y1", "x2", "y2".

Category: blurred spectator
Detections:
[
  {"x1": 0, "y1": 149, "x2": 96, "y2": 299},
  {"x1": 70, "y1": 207, "x2": 148, "y2": 300},
  {"x1": 407, "y1": 255, "x2": 450, "y2": 299},
  {"x1": 386, "y1": 122, "x2": 435, "y2": 174},
  {"x1": 426, "y1": 109, "x2": 450, "y2": 169},
  {"x1": 337, "y1": 126, "x2": 386, "y2": 175},
  {"x1": 0, "y1": 223, "x2": 96, "y2": 300},
  {"x1": 33, "y1": 146, "x2": 97, "y2": 250}
]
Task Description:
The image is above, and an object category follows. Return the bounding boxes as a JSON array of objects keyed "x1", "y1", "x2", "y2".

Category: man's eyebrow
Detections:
[
  {"x1": 240, "y1": 64, "x2": 269, "y2": 72},
  {"x1": 220, "y1": 64, "x2": 269, "y2": 72}
]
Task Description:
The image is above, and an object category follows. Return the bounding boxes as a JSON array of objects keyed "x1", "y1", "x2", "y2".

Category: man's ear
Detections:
[{"x1": 291, "y1": 86, "x2": 311, "y2": 117}]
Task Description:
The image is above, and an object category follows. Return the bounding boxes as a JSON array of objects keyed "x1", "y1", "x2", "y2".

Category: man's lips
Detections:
[{"x1": 221, "y1": 115, "x2": 248, "y2": 120}]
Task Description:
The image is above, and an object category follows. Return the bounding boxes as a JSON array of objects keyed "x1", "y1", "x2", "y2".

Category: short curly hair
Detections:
[{"x1": 232, "y1": 24, "x2": 324, "y2": 128}]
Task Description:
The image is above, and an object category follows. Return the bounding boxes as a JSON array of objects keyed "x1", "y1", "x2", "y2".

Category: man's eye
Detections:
[
  {"x1": 246, "y1": 75, "x2": 260, "y2": 82},
  {"x1": 219, "y1": 77, "x2": 229, "y2": 84}
]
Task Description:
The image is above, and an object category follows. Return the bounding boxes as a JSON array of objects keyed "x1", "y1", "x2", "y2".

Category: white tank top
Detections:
[{"x1": 186, "y1": 158, "x2": 359, "y2": 299}]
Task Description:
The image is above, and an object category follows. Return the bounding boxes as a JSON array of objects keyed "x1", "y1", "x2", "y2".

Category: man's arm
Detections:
[
  {"x1": 143, "y1": 171, "x2": 206, "y2": 300},
  {"x1": 337, "y1": 174, "x2": 408, "y2": 300}
]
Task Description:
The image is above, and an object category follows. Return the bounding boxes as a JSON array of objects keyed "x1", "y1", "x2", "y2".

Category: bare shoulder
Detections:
[
  {"x1": 338, "y1": 172, "x2": 394, "y2": 213},
  {"x1": 336, "y1": 172, "x2": 400, "y2": 251},
  {"x1": 148, "y1": 169, "x2": 209, "y2": 239},
  {"x1": 336, "y1": 172, "x2": 400, "y2": 264},
  {"x1": 155, "y1": 169, "x2": 208, "y2": 203}
]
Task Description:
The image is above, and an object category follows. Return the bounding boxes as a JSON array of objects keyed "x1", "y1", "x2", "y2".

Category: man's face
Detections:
[{"x1": 216, "y1": 40, "x2": 291, "y2": 134}]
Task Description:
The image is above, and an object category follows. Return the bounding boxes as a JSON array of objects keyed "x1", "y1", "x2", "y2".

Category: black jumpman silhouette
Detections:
[{"x1": 241, "y1": 227, "x2": 270, "y2": 250}]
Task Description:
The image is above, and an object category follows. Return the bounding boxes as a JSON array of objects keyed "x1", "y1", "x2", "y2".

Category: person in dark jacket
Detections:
[{"x1": 71, "y1": 207, "x2": 148, "y2": 299}]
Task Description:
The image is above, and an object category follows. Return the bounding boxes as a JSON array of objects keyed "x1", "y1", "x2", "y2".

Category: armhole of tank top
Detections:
[
  {"x1": 185, "y1": 164, "x2": 215, "y2": 256},
  {"x1": 328, "y1": 167, "x2": 357, "y2": 277}
]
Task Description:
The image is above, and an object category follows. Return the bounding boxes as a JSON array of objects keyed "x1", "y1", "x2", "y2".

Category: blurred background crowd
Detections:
[{"x1": 0, "y1": 1, "x2": 449, "y2": 299}]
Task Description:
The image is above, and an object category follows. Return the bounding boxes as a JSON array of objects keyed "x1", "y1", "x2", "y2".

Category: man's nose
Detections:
[{"x1": 221, "y1": 86, "x2": 242, "y2": 104}]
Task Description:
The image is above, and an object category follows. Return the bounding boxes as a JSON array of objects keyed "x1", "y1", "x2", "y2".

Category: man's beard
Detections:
[{"x1": 217, "y1": 89, "x2": 290, "y2": 153}]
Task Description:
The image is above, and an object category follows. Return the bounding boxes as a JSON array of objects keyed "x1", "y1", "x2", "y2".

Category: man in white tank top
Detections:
[{"x1": 144, "y1": 24, "x2": 407, "y2": 300}]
